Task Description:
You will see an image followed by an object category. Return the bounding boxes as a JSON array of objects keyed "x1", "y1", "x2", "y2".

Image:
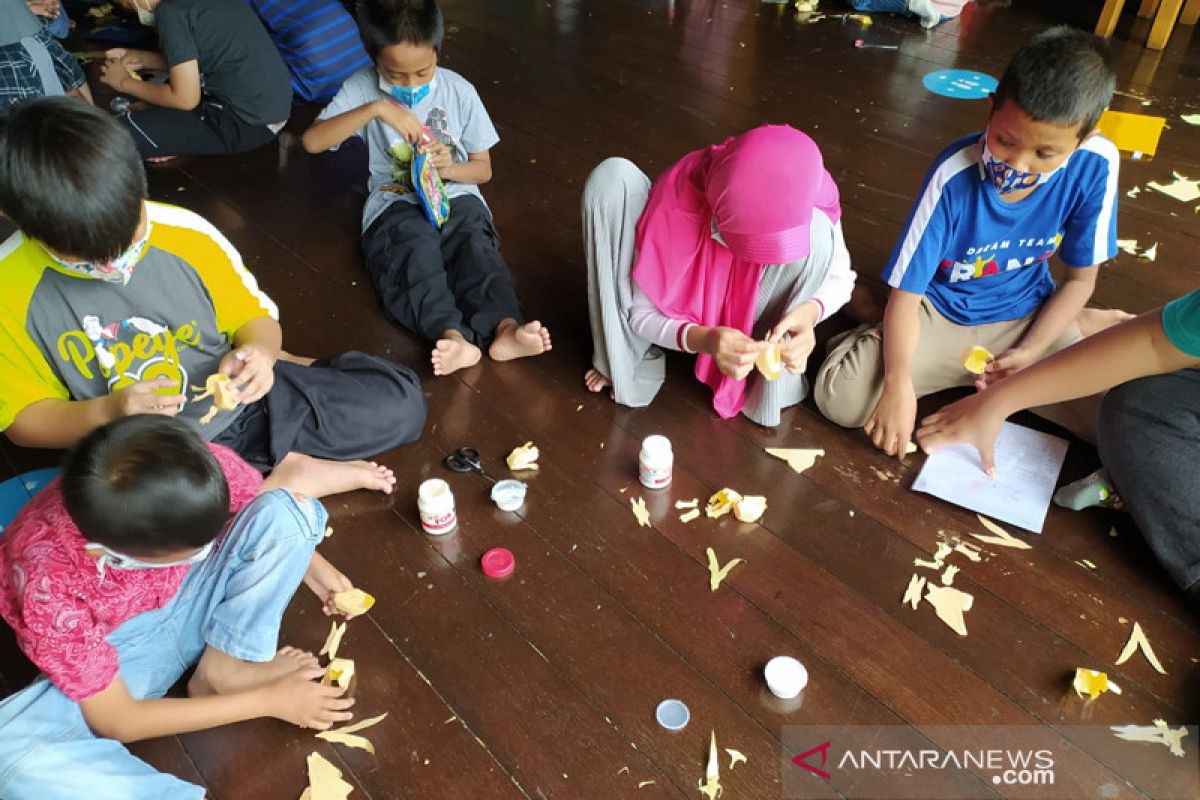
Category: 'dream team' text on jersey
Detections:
[{"x1": 883, "y1": 132, "x2": 1119, "y2": 325}]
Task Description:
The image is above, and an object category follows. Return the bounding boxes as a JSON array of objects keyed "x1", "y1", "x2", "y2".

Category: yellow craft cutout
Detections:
[
  {"x1": 316, "y1": 712, "x2": 389, "y2": 755},
  {"x1": 1111, "y1": 719, "x2": 1188, "y2": 758},
  {"x1": 1073, "y1": 668, "x2": 1122, "y2": 701},
  {"x1": 333, "y1": 589, "x2": 375, "y2": 617},
  {"x1": 953, "y1": 541, "x2": 983, "y2": 562},
  {"x1": 725, "y1": 749, "x2": 747, "y2": 769},
  {"x1": 914, "y1": 542, "x2": 952, "y2": 571},
  {"x1": 902, "y1": 574, "x2": 926, "y2": 610},
  {"x1": 506, "y1": 441, "x2": 540, "y2": 471},
  {"x1": 322, "y1": 657, "x2": 355, "y2": 689},
  {"x1": 675, "y1": 498, "x2": 699, "y2": 510},
  {"x1": 630, "y1": 497, "x2": 651, "y2": 528},
  {"x1": 963, "y1": 346, "x2": 993, "y2": 376},
  {"x1": 1114, "y1": 621, "x2": 1167, "y2": 674},
  {"x1": 924, "y1": 584, "x2": 974, "y2": 636},
  {"x1": 706, "y1": 547, "x2": 744, "y2": 592},
  {"x1": 764, "y1": 447, "x2": 825, "y2": 474},
  {"x1": 304, "y1": 751, "x2": 354, "y2": 800},
  {"x1": 679, "y1": 508, "x2": 701, "y2": 524},
  {"x1": 940, "y1": 565, "x2": 959, "y2": 586},
  {"x1": 755, "y1": 343, "x2": 783, "y2": 381},
  {"x1": 319, "y1": 621, "x2": 347, "y2": 660},
  {"x1": 970, "y1": 515, "x2": 1032, "y2": 550},
  {"x1": 705, "y1": 489, "x2": 742, "y2": 519},
  {"x1": 191, "y1": 374, "x2": 239, "y2": 425},
  {"x1": 698, "y1": 730, "x2": 722, "y2": 800}
]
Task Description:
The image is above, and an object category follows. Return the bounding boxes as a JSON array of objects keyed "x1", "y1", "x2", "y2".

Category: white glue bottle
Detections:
[
  {"x1": 418, "y1": 478, "x2": 457, "y2": 535},
  {"x1": 639, "y1": 435, "x2": 673, "y2": 490}
]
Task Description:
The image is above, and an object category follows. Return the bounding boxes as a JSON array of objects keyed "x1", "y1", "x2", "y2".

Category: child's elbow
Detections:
[
  {"x1": 87, "y1": 716, "x2": 138, "y2": 743},
  {"x1": 301, "y1": 132, "x2": 323, "y2": 154}
]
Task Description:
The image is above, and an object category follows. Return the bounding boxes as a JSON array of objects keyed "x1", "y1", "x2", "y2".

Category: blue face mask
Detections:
[
  {"x1": 980, "y1": 136, "x2": 1068, "y2": 195},
  {"x1": 387, "y1": 77, "x2": 435, "y2": 108}
]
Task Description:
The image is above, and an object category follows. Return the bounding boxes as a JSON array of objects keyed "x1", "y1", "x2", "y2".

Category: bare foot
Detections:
[
  {"x1": 489, "y1": 319, "x2": 552, "y2": 362},
  {"x1": 1076, "y1": 307, "x2": 1134, "y2": 338},
  {"x1": 584, "y1": 368, "x2": 611, "y2": 394},
  {"x1": 303, "y1": 552, "x2": 357, "y2": 617},
  {"x1": 431, "y1": 330, "x2": 482, "y2": 376},
  {"x1": 265, "y1": 452, "x2": 396, "y2": 498},
  {"x1": 189, "y1": 645, "x2": 317, "y2": 697}
]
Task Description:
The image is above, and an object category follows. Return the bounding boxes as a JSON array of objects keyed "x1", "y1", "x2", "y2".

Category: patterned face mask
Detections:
[
  {"x1": 46, "y1": 222, "x2": 152, "y2": 285},
  {"x1": 380, "y1": 73, "x2": 436, "y2": 108},
  {"x1": 88, "y1": 538, "x2": 214, "y2": 578},
  {"x1": 980, "y1": 136, "x2": 1068, "y2": 195}
]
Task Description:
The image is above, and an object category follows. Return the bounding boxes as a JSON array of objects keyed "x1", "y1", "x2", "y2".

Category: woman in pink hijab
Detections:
[{"x1": 581, "y1": 125, "x2": 856, "y2": 426}]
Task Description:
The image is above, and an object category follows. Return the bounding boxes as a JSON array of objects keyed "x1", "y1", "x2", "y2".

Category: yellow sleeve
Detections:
[{"x1": 146, "y1": 203, "x2": 279, "y2": 338}]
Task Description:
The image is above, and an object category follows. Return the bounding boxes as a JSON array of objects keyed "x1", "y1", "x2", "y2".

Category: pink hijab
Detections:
[{"x1": 631, "y1": 125, "x2": 841, "y2": 419}]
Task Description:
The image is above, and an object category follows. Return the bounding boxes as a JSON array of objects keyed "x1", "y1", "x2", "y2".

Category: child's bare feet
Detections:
[
  {"x1": 304, "y1": 552, "x2": 357, "y2": 617},
  {"x1": 189, "y1": 645, "x2": 318, "y2": 697},
  {"x1": 489, "y1": 319, "x2": 552, "y2": 362},
  {"x1": 431, "y1": 330, "x2": 482, "y2": 376},
  {"x1": 584, "y1": 368, "x2": 612, "y2": 394},
  {"x1": 1076, "y1": 307, "x2": 1134, "y2": 338},
  {"x1": 265, "y1": 452, "x2": 396, "y2": 498}
]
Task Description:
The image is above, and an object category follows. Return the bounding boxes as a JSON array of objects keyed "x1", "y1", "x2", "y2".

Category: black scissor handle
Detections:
[{"x1": 444, "y1": 446, "x2": 482, "y2": 473}]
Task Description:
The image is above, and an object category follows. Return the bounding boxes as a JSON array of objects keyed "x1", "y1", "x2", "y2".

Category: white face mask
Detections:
[
  {"x1": 135, "y1": 0, "x2": 155, "y2": 26},
  {"x1": 88, "y1": 538, "x2": 214, "y2": 578}
]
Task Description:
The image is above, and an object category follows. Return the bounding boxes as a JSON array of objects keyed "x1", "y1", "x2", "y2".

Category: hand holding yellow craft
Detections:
[{"x1": 962, "y1": 346, "x2": 993, "y2": 376}]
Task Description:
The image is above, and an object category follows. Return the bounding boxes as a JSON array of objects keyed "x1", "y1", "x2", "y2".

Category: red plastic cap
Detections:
[{"x1": 481, "y1": 547, "x2": 516, "y2": 579}]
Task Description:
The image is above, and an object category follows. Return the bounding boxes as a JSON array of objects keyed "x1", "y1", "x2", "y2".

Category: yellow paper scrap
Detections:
[
  {"x1": 848, "y1": 12, "x2": 872, "y2": 26},
  {"x1": 705, "y1": 489, "x2": 742, "y2": 519},
  {"x1": 1117, "y1": 238, "x2": 1140, "y2": 256},
  {"x1": 764, "y1": 447, "x2": 825, "y2": 474},
  {"x1": 191, "y1": 374, "x2": 239, "y2": 424},
  {"x1": 1097, "y1": 109, "x2": 1167, "y2": 156},
  {"x1": 1111, "y1": 719, "x2": 1188, "y2": 757},
  {"x1": 902, "y1": 574, "x2": 926, "y2": 610},
  {"x1": 675, "y1": 499, "x2": 699, "y2": 509},
  {"x1": 506, "y1": 441, "x2": 540, "y2": 471},
  {"x1": 706, "y1": 547, "x2": 744, "y2": 592},
  {"x1": 725, "y1": 748, "x2": 747, "y2": 769},
  {"x1": 1075, "y1": 559, "x2": 1097, "y2": 570},
  {"x1": 698, "y1": 730, "x2": 722, "y2": 800},
  {"x1": 962, "y1": 346, "x2": 993, "y2": 376},
  {"x1": 1139, "y1": 242, "x2": 1158, "y2": 262},
  {"x1": 319, "y1": 621, "x2": 347, "y2": 660},
  {"x1": 630, "y1": 497, "x2": 651, "y2": 528},
  {"x1": 1114, "y1": 621, "x2": 1167, "y2": 674},
  {"x1": 970, "y1": 515, "x2": 1032, "y2": 550},
  {"x1": 316, "y1": 713, "x2": 389, "y2": 754},
  {"x1": 333, "y1": 589, "x2": 375, "y2": 616},
  {"x1": 732, "y1": 495, "x2": 767, "y2": 523},
  {"x1": 914, "y1": 542, "x2": 952, "y2": 570},
  {"x1": 637, "y1": 780, "x2": 656, "y2": 789},
  {"x1": 1183, "y1": 114, "x2": 1200, "y2": 126},
  {"x1": 924, "y1": 584, "x2": 974, "y2": 636},
  {"x1": 1148, "y1": 173, "x2": 1200, "y2": 203},
  {"x1": 679, "y1": 508, "x2": 701, "y2": 523},
  {"x1": 1126, "y1": 185, "x2": 1141, "y2": 198},
  {"x1": 1073, "y1": 668, "x2": 1121, "y2": 701},
  {"x1": 941, "y1": 565, "x2": 959, "y2": 586},
  {"x1": 953, "y1": 541, "x2": 983, "y2": 562},
  {"x1": 322, "y1": 658, "x2": 355, "y2": 689},
  {"x1": 305, "y1": 751, "x2": 354, "y2": 800}
]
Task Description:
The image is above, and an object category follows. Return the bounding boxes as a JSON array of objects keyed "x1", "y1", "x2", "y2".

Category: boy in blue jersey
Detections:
[{"x1": 815, "y1": 26, "x2": 1129, "y2": 456}]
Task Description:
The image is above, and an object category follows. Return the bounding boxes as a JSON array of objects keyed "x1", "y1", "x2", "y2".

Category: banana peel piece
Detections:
[
  {"x1": 705, "y1": 489, "x2": 742, "y2": 519},
  {"x1": 732, "y1": 495, "x2": 767, "y2": 523},
  {"x1": 191, "y1": 373, "x2": 239, "y2": 424},
  {"x1": 1073, "y1": 668, "x2": 1122, "y2": 701},
  {"x1": 316, "y1": 712, "x2": 390, "y2": 754},
  {"x1": 755, "y1": 343, "x2": 783, "y2": 381},
  {"x1": 506, "y1": 441, "x2": 540, "y2": 471},
  {"x1": 963, "y1": 346, "x2": 993, "y2": 376},
  {"x1": 333, "y1": 589, "x2": 375, "y2": 617},
  {"x1": 322, "y1": 658, "x2": 355, "y2": 690},
  {"x1": 304, "y1": 751, "x2": 353, "y2": 800}
]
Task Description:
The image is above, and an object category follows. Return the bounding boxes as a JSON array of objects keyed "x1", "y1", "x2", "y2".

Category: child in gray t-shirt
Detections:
[{"x1": 303, "y1": 0, "x2": 551, "y2": 376}]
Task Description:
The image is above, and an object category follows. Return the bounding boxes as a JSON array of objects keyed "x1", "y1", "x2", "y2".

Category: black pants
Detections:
[
  {"x1": 1098, "y1": 368, "x2": 1200, "y2": 606},
  {"x1": 120, "y1": 100, "x2": 279, "y2": 158},
  {"x1": 212, "y1": 350, "x2": 426, "y2": 473},
  {"x1": 361, "y1": 195, "x2": 523, "y2": 348}
]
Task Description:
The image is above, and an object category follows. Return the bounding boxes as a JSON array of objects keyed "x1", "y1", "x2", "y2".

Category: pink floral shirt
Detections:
[{"x1": 0, "y1": 445, "x2": 262, "y2": 701}]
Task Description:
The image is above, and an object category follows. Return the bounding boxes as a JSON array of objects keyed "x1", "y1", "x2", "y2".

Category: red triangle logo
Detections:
[{"x1": 792, "y1": 741, "x2": 832, "y2": 780}]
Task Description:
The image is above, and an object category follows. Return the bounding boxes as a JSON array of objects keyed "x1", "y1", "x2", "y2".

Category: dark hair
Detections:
[
  {"x1": 0, "y1": 97, "x2": 146, "y2": 262},
  {"x1": 62, "y1": 416, "x2": 231, "y2": 556},
  {"x1": 357, "y1": 0, "x2": 444, "y2": 57},
  {"x1": 993, "y1": 26, "x2": 1116, "y2": 138}
]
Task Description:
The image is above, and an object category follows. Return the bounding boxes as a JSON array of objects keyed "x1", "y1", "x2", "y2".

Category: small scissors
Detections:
[{"x1": 444, "y1": 446, "x2": 494, "y2": 483}]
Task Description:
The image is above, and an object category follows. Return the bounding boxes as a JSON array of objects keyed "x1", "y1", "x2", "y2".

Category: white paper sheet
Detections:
[{"x1": 913, "y1": 422, "x2": 1068, "y2": 533}]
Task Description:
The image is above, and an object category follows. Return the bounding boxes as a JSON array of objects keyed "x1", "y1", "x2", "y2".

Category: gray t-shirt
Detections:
[
  {"x1": 317, "y1": 66, "x2": 500, "y2": 232},
  {"x1": 0, "y1": 0, "x2": 42, "y2": 46}
]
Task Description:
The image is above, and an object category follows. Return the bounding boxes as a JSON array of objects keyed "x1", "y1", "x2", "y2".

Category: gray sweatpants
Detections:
[
  {"x1": 581, "y1": 157, "x2": 833, "y2": 427},
  {"x1": 1098, "y1": 368, "x2": 1200, "y2": 604}
]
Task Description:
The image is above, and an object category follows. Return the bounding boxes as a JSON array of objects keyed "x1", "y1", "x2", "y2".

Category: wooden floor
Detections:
[{"x1": 3, "y1": 0, "x2": 1200, "y2": 797}]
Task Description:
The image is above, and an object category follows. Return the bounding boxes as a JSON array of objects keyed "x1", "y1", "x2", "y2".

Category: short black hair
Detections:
[
  {"x1": 357, "y1": 0, "x2": 444, "y2": 57},
  {"x1": 0, "y1": 97, "x2": 146, "y2": 262},
  {"x1": 62, "y1": 416, "x2": 231, "y2": 557},
  {"x1": 993, "y1": 26, "x2": 1116, "y2": 138}
]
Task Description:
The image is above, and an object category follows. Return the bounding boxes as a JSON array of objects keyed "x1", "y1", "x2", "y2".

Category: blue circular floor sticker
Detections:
[{"x1": 923, "y1": 69, "x2": 998, "y2": 99}]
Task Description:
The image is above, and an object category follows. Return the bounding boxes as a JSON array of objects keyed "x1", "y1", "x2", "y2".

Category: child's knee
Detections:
[
  {"x1": 814, "y1": 357, "x2": 875, "y2": 429},
  {"x1": 584, "y1": 158, "x2": 644, "y2": 209}
]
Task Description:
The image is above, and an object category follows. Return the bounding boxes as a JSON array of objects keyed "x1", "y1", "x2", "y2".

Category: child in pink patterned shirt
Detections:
[{"x1": 0, "y1": 415, "x2": 364, "y2": 800}]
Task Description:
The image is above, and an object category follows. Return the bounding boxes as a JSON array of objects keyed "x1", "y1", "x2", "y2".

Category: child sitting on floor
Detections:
[
  {"x1": 98, "y1": 0, "x2": 292, "y2": 158},
  {"x1": 815, "y1": 26, "x2": 1129, "y2": 457},
  {"x1": 0, "y1": 0, "x2": 91, "y2": 114},
  {"x1": 0, "y1": 97, "x2": 426, "y2": 497},
  {"x1": 301, "y1": 0, "x2": 551, "y2": 376},
  {"x1": 916, "y1": 290, "x2": 1200, "y2": 607},
  {"x1": 0, "y1": 415, "x2": 360, "y2": 800}
]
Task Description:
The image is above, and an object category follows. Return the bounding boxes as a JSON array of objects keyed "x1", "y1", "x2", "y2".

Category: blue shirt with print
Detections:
[{"x1": 883, "y1": 132, "x2": 1119, "y2": 326}]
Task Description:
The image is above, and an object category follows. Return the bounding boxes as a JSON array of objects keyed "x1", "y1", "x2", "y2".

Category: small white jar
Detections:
[
  {"x1": 639, "y1": 435, "x2": 673, "y2": 490},
  {"x1": 418, "y1": 479, "x2": 457, "y2": 535},
  {"x1": 764, "y1": 656, "x2": 808, "y2": 699}
]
